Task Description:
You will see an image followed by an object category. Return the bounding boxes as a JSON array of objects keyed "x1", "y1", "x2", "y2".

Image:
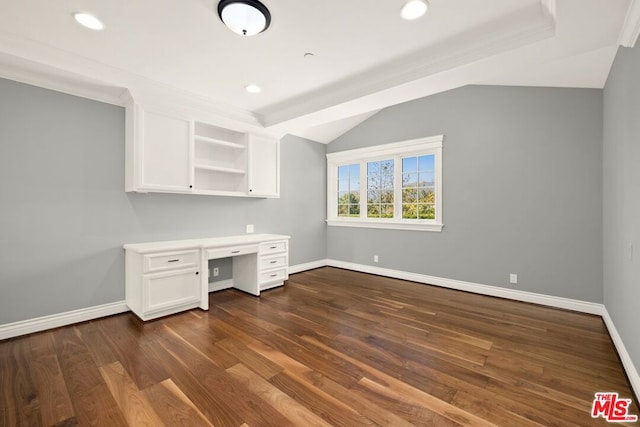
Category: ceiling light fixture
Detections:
[
  {"x1": 244, "y1": 84, "x2": 262, "y2": 94},
  {"x1": 401, "y1": 0, "x2": 428, "y2": 20},
  {"x1": 218, "y1": 0, "x2": 271, "y2": 36},
  {"x1": 73, "y1": 12, "x2": 105, "y2": 30}
]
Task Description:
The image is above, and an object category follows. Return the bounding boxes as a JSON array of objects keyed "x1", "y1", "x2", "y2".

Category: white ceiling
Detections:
[{"x1": 0, "y1": 0, "x2": 637, "y2": 142}]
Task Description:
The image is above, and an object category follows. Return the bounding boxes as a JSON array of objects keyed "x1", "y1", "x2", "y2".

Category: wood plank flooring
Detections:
[{"x1": 1, "y1": 267, "x2": 638, "y2": 426}]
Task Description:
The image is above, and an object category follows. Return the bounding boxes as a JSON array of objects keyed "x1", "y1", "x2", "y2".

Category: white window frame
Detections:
[{"x1": 327, "y1": 135, "x2": 444, "y2": 232}]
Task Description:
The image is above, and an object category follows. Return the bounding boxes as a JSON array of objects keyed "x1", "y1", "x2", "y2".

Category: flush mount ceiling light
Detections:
[
  {"x1": 244, "y1": 84, "x2": 262, "y2": 93},
  {"x1": 72, "y1": 12, "x2": 105, "y2": 30},
  {"x1": 218, "y1": 0, "x2": 271, "y2": 36},
  {"x1": 401, "y1": 0, "x2": 428, "y2": 20}
]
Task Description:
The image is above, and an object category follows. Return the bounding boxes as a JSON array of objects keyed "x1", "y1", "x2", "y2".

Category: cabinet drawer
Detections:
[
  {"x1": 143, "y1": 250, "x2": 199, "y2": 273},
  {"x1": 259, "y1": 268, "x2": 287, "y2": 285},
  {"x1": 206, "y1": 244, "x2": 258, "y2": 259},
  {"x1": 259, "y1": 241, "x2": 287, "y2": 255},
  {"x1": 259, "y1": 254, "x2": 287, "y2": 270}
]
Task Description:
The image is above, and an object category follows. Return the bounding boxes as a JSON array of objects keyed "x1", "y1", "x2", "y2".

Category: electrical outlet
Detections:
[
  {"x1": 374, "y1": 255, "x2": 379, "y2": 263},
  {"x1": 213, "y1": 267, "x2": 219, "y2": 277},
  {"x1": 510, "y1": 273, "x2": 518, "y2": 284},
  {"x1": 246, "y1": 224, "x2": 254, "y2": 233}
]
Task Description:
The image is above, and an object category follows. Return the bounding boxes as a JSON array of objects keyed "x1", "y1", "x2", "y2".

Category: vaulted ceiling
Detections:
[{"x1": 0, "y1": 0, "x2": 637, "y2": 142}]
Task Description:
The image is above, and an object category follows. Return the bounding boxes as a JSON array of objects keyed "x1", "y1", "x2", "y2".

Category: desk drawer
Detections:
[
  {"x1": 259, "y1": 254, "x2": 287, "y2": 270},
  {"x1": 259, "y1": 241, "x2": 287, "y2": 255},
  {"x1": 259, "y1": 268, "x2": 287, "y2": 285},
  {"x1": 143, "y1": 250, "x2": 199, "y2": 273},
  {"x1": 206, "y1": 244, "x2": 258, "y2": 260}
]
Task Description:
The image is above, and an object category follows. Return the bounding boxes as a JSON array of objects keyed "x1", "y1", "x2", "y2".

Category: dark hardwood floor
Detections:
[{"x1": 1, "y1": 267, "x2": 638, "y2": 426}]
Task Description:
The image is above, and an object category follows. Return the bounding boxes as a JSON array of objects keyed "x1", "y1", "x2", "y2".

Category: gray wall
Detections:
[
  {"x1": 0, "y1": 77, "x2": 326, "y2": 324},
  {"x1": 328, "y1": 85, "x2": 603, "y2": 302},
  {"x1": 603, "y1": 45, "x2": 640, "y2": 379}
]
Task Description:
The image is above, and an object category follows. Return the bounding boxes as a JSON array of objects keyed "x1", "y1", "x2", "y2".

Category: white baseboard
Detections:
[
  {"x1": 602, "y1": 308, "x2": 640, "y2": 402},
  {"x1": 0, "y1": 301, "x2": 129, "y2": 340},
  {"x1": 327, "y1": 259, "x2": 604, "y2": 315},
  {"x1": 288, "y1": 259, "x2": 329, "y2": 275},
  {"x1": 2, "y1": 260, "x2": 636, "y2": 404},
  {"x1": 209, "y1": 278, "x2": 234, "y2": 292},
  {"x1": 325, "y1": 259, "x2": 640, "y2": 401}
]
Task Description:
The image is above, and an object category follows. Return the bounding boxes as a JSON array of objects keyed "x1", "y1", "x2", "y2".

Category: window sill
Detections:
[{"x1": 326, "y1": 219, "x2": 444, "y2": 232}]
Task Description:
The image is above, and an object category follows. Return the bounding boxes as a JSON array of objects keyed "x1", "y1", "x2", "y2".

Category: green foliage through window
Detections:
[
  {"x1": 402, "y1": 155, "x2": 435, "y2": 219},
  {"x1": 338, "y1": 164, "x2": 360, "y2": 217},
  {"x1": 367, "y1": 160, "x2": 394, "y2": 218}
]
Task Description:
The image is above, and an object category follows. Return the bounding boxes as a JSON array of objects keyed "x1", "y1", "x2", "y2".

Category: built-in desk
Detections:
[{"x1": 124, "y1": 234, "x2": 290, "y2": 320}]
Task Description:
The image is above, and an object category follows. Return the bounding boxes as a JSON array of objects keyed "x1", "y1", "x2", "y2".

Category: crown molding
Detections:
[
  {"x1": 0, "y1": 51, "x2": 129, "y2": 106},
  {"x1": 0, "y1": 31, "x2": 277, "y2": 136},
  {"x1": 619, "y1": 0, "x2": 640, "y2": 47},
  {"x1": 260, "y1": 2, "x2": 556, "y2": 128}
]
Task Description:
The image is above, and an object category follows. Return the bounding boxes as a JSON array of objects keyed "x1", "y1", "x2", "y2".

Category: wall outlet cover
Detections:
[{"x1": 246, "y1": 224, "x2": 254, "y2": 233}]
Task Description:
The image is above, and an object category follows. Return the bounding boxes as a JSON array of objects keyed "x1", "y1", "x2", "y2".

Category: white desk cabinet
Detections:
[
  {"x1": 125, "y1": 248, "x2": 202, "y2": 321},
  {"x1": 258, "y1": 240, "x2": 289, "y2": 291},
  {"x1": 124, "y1": 234, "x2": 290, "y2": 321}
]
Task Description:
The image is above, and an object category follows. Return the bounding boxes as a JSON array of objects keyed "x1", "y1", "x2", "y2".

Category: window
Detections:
[
  {"x1": 367, "y1": 160, "x2": 394, "y2": 218},
  {"x1": 327, "y1": 135, "x2": 443, "y2": 232},
  {"x1": 337, "y1": 164, "x2": 360, "y2": 217}
]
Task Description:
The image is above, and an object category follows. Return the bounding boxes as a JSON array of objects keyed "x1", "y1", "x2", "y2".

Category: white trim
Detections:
[
  {"x1": 288, "y1": 259, "x2": 329, "y2": 275},
  {"x1": 327, "y1": 135, "x2": 444, "y2": 230},
  {"x1": 0, "y1": 301, "x2": 129, "y2": 340},
  {"x1": 619, "y1": 0, "x2": 640, "y2": 47},
  {"x1": 208, "y1": 278, "x2": 234, "y2": 292},
  {"x1": 326, "y1": 136, "x2": 443, "y2": 162},
  {"x1": 326, "y1": 259, "x2": 604, "y2": 315},
  {"x1": 540, "y1": 0, "x2": 557, "y2": 21},
  {"x1": 318, "y1": 259, "x2": 640, "y2": 402},
  {"x1": 601, "y1": 308, "x2": 640, "y2": 402},
  {"x1": 326, "y1": 219, "x2": 443, "y2": 232}
]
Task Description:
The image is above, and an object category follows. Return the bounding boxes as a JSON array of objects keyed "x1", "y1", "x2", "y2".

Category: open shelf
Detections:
[
  {"x1": 193, "y1": 163, "x2": 246, "y2": 174},
  {"x1": 192, "y1": 121, "x2": 248, "y2": 194},
  {"x1": 194, "y1": 135, "x2": 245, "y2": 150}
]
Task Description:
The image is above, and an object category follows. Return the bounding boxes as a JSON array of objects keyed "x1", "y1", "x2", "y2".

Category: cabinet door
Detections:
[
  {"x1": 248, "y1": 135, "x2": 279, "y2": 197},
  {"x1": 138, "y1": 109, "x2": 192, "y2": 192},
  {"x1": 142, "y1": 268, "x2": 201, "y2": 314}
]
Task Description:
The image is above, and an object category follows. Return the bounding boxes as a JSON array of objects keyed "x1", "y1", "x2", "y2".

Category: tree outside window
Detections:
[
  {"x1": 367, "y1": 160, "x2": 394, "y2": 218},
  {"x1": 338, "y1": 164, "x2": 360, "y2": 217},
  {"x1": 402, "y1": 154, "x2": 435, "y2": 219}
]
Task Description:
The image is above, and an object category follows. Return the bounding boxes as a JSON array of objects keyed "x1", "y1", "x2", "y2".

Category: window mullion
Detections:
[
  {"x1": 393, "y1": 155, "x2": 402, "y2": 220},
  {"x1": 360, "y1": 160, "x2": 367, "y2": 219}
]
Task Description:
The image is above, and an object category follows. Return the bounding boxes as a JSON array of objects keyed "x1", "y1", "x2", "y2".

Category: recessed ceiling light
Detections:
[
  {"x1": 218, "y1": 0, "x2": 271, "y2": 36},
  {"x1": 401, "y1": 0, "x2": 428, "y2": 20},
  {"x1": 73, "y1": 12, "x2": 105, "y2": 30},
  {"x1": 304, "y1": 52, "x2": 315, "y2": 58},
  {"x1": 244, "y1": 84, "x2": 262, "y2": 94}
]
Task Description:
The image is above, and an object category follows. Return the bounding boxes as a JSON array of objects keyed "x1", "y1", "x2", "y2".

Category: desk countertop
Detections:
[{"x1": 123, "y1": 233, "x2": 290, "y2": 254}]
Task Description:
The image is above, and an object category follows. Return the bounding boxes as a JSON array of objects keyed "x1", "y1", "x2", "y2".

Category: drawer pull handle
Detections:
[
  {"x1": 167, "y1": 259, "x2": 180, "y2": 263},
  {"x1": 270, "y1": 273, "x2": 278, "y2": 277},
  {"x1": 231, "y1": 250, "x2": 241, "y2": 254},
  {"x1": 270, "y1": 260, "x2": 277, "y2": 264},
  {"x1": 269, "y1": 246, "x2": 277, "y2": 249}
]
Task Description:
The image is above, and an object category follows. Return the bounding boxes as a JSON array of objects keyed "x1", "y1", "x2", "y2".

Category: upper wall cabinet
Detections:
[
  {"x1": 248, "y1": 134, "x2": 280, "y2": 198},
  {"x1": 125, "y1": 106, "x2": 192, "y2": 193},
  {"x1": 125, "y1": 104, "x2": 280, "y2": 198}
]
